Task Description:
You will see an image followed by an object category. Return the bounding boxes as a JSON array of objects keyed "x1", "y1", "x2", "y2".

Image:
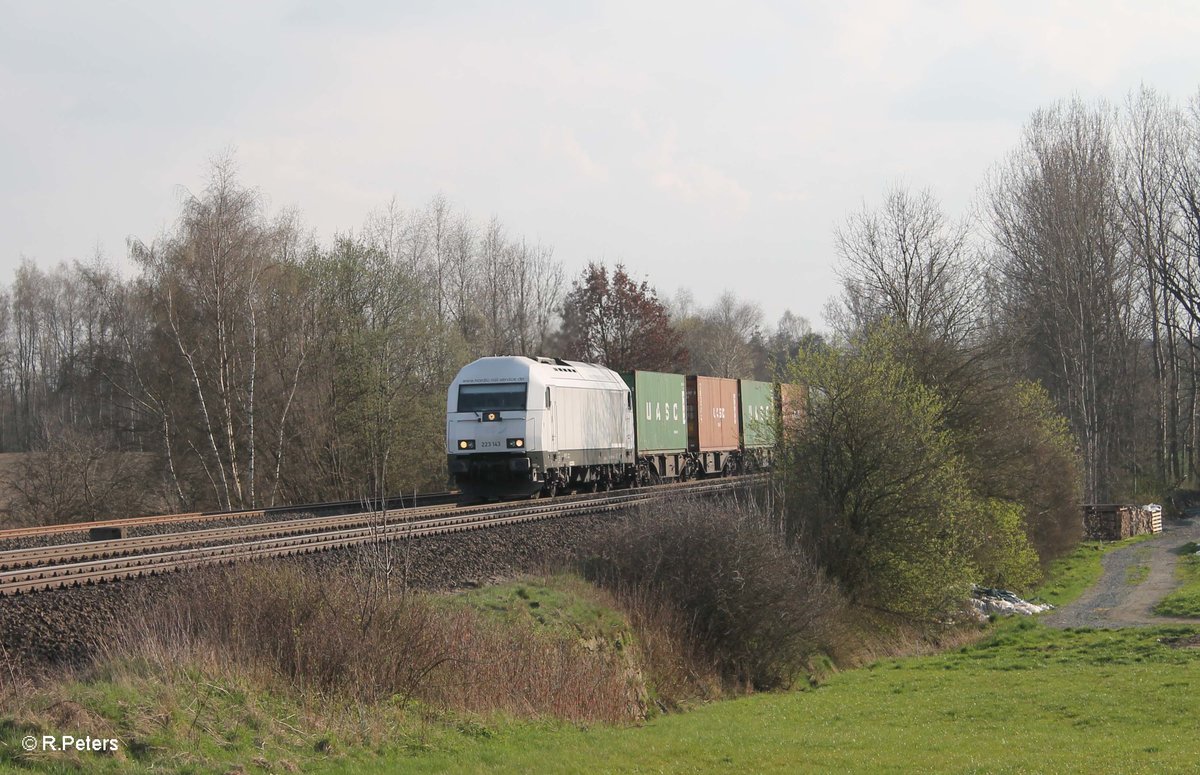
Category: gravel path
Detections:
[{"x1": 1044, "y1": 517, "x2": 1200, "y2": 629}]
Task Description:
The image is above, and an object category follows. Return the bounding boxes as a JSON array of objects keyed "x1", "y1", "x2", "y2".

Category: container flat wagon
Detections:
[
  {"x1": 686, "y1": 375, "x2": 741, "y2": 475},
  {"x1": 622, "y1": 369, "x2": 697, "y2": 480},
  {"x1": 738, "y1": 378, "x2": 777, "y2": 468}
]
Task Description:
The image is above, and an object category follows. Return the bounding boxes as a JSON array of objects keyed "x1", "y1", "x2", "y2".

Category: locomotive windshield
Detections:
[{"x1": 457, "y1": 383, "x2": 528, "y2": 412}]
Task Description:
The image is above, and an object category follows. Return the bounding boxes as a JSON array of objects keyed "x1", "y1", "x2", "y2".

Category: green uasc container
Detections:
[
  {"x1": 739, "y1": 379, "x2": 776, "y2": 448},
  {"x1": 621, "y1": 371, "x2": 688, "y2": 454}
]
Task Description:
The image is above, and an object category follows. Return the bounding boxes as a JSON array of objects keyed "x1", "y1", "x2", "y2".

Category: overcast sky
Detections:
[{"x1": 3, "y1": 1, "x2": 1200, "y2": 327}]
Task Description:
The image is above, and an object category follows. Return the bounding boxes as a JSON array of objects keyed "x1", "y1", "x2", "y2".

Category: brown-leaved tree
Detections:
[{"x1": 559, "y1": 262, "x2": 686, "y2": 372}]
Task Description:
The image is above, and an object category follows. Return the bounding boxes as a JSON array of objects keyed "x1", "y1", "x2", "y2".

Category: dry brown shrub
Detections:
[
  {"x1": 3, "y1": 422, "x2": 162, "y2": 526},
  {"x1": 110, "y1": 563, "x2": 643, "y2": 723},
  {"x1": 821, "y1": 610, "x2": 986, "y2": 669},
  {"x1": 599, "y1": 579, "x2": 723, "y2": 708},
  {"x1": 422, "y1": 621, "x2": 642, "y2": 722},
  {"x1": 583, "y1": 493, "x2": 846, "y2": 692}
]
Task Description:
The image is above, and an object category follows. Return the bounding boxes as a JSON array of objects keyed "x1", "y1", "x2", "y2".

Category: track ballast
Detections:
[{"x1": 0, "y1": 477, "x2": 763, "y2": 596}]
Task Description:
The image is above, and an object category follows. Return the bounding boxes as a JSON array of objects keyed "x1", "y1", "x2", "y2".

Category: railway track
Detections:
[
  {"x1": 0, "y1": 491, "x2": 458, "y2": 543},
  {"x1": 0, "y1": 501, "x2": 460, "y2": 571},
  {"x1": 0, "y1": 477, "x2": 762, "y2": 596}
]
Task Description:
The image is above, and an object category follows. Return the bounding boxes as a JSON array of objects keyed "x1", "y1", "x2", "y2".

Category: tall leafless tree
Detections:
[
  {"x1": 834, "y1": 185, "x2": 978, "y2": 345},
  {"x1": 989, "y1": 98, "x2": 1139, "y2": 501},
  {"x1": 1119, "y1": 86, "x2": 1187, "y2": 484},
  {"x1": 682, "y1": 292, "x2": 764, "y2": 378}
]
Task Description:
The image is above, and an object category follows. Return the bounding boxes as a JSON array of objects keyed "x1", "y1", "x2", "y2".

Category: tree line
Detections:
[
  {"x1": 828, "y1": 87, "x2": 1200, "y2": 505},
  {"x1": 776, "y1": 85, "x2": 1200, "y2": 618},
  {"x1": 0, "y1": 158, "x2": 807, "y2": 523},
  {"x1": 0, "y1": 160, "x2": 568, "y2": 519},
  {"x1": 4, "y1": 85, "x2": 1200, "y2": 530}
]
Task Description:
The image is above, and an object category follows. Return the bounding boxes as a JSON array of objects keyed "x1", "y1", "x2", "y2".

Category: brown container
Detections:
[
  {"x1": 779, "y1": 383, "x2": 807, "y2": 438},
  {"x1": 687, "y1": 375, "x2": 740, "y2": 452}
]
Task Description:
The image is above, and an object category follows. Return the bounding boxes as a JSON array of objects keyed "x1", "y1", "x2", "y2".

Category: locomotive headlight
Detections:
[
  {"x1": 458, "y1": 439, "x2": 475, "y2": 450},
  {"x1": 507, "y1": 438, "x2": 525, "y2": 449}
]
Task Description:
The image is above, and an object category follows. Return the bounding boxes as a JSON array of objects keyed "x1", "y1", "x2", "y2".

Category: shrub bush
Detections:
[
  {"x1": 583, "y1": 494, "x2": 843, "y2": 691},
  {"x1": 112, "y1": 564, "x2": 644, "y2": 722},
  {"x1": 780, "y1": 326, "x2": 1068, "y2": 617},
  {"x1": 781, "y1": 329, "x2": 985, "y2": 618}
]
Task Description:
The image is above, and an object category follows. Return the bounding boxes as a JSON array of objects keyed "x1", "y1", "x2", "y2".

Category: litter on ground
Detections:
[{"x1": 969, "y1": 586, "x2": 1054, "y2": 619}]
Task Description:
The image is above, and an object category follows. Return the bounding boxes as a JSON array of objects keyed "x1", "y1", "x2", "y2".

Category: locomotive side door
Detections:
[{"x1": 546, "y1": 386, "x2": 557, "y2": 453}]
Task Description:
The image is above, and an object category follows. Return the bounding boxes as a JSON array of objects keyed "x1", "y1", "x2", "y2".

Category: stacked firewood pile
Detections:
[{"x1": 1082, "y1": 504, "x2": 1159, "y2": 541}]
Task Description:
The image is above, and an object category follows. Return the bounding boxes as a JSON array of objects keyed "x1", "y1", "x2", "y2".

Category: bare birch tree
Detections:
[
  {"x1": 1119, "y1": 85, "x2": 1186, "y2": 485},
  {"x1": 989, "y1": 98, "x2": 1139, "y2": 501}
]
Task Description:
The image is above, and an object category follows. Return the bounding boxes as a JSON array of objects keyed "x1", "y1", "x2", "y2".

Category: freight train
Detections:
[{"x1": 445, "y1": 356, "x2": 804, "y2": 500}]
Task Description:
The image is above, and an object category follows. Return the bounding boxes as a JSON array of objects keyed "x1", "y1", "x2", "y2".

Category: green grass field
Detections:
[
  {"x1": 1153, "y1": 542, "x2": 1200, "y2": 617},
  {"x1": 340, "y1": 621, "x2": 1198, "y2": 775},
  {"x1": 9, "y1": 622, "x2": 1196, "y2": 774},
  {"x1": 449, "y1": 576, "x2": 629, "y2": 640},
  {"x1": 5, "y1": 543, "x2": 1200, "y2": 774}
]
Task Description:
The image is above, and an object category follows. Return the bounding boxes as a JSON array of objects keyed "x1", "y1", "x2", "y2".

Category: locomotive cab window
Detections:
[{"x1": 458, "y1": 383, "x2": 528, "y2": 412}]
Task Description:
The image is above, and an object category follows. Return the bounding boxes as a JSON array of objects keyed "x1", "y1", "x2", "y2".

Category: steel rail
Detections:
[
  {"x1": 0, "y1": 477, "x2": 761, "y2": 596},
  {"x1": 0, "y1": 477, "x2": 715, "y2": 569},
  {"x1": 0, "y1": 501, "x2": 464, "y2": 571},
  {"x1": 0, "y1": 491, "x2": 458, "y2": 542}
]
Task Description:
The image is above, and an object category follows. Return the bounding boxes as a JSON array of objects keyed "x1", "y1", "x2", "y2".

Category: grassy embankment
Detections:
[
  {"x1": 4, "y1": 536, "x2": 1197, "y2": 774},
  {"x1": 384, "y1": 622, "x2": 1200, "y2": 775},
  {"x1": 6, "y1": 617, "x2": 1197, "y2": 773},
  {"x1": 1154, "y1": 542, "x2": 1200, "y2": 617},
  {"x1": 0, "y1": 575, "x2": 642, "y2": 774}
]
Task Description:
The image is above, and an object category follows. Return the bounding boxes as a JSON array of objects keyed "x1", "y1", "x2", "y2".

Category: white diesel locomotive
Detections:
[{"x1": 446, "y1": 356, "x2": 636, "y2": 499}]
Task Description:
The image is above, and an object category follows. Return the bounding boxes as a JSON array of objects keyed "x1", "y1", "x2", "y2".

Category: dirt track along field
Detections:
[{"x1": 1044, "y1": 516, "x2": 1200, "y2": 628}]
